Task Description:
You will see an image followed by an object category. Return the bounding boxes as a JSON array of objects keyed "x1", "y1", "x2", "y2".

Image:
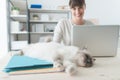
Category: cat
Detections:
[{"x1": 19, "y1": 42, "x2": 95, "y2": 75}]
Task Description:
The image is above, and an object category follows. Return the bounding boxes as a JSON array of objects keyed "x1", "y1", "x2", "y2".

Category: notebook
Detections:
[
  {"x1": 3, "y1": 55, "x2": 53, "y2": 73},
  {"x1": 71, "y1": 25, "x2": 119, "y2": 57}
]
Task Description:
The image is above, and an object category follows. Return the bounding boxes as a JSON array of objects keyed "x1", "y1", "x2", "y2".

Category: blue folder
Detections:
[
  {"x1": 30, "y1": 4, "x2": 42, "y2": 8},
  {"x1": 4, "y1": 55, "x2": 53, "y2": 73}
]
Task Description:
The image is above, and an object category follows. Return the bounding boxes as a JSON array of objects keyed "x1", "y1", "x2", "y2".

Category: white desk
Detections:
[{"x1": 0, "y1": 51, "x2": 120, "y2": 80}]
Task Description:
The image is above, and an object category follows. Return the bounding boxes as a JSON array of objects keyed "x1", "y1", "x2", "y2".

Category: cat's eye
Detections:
[{"x1": 93, "y1": 58, "x2": 96, "y2": 61}]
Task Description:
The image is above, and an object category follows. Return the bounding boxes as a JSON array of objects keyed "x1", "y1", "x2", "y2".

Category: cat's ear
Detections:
[
  {"x1": 81, "y1": 45, "x2": 88, "y2": 50},
  {"x1": 81, "y1": 49, "x2": 89, "y2": 55},
  {"x1": 78, "y1": 45, "x2": 88, "y2": 53}
]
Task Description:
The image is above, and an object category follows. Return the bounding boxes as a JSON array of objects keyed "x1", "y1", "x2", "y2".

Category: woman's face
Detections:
[{"x1": 70, "y1": 5, "x2": 85, "y2": 21}]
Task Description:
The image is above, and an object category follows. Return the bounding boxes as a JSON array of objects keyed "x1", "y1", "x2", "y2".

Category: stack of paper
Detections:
[{"x1": 3, "y1": 55, "x2": 61, "y2": 75}]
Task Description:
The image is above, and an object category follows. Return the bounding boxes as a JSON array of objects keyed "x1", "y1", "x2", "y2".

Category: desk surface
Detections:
[{"x1": 0, "y1": 52, "x2": 120, "y2": 80}]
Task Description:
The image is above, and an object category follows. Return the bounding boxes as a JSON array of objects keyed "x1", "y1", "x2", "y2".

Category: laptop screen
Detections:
[{"x1": 71, "y1": 25, "x2": 119, "y2": 57}]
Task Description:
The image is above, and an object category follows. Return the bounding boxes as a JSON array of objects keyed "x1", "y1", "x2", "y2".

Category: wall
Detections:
[
  {"x1": 0, "y1": 0, "x2": 8, "y2": 59},
  {"x1": 85, "y1": 0, "x2": 120, "y2": 24},
  {"x1": 28, "y1": 0, "x2": 120, "y2": 25}
]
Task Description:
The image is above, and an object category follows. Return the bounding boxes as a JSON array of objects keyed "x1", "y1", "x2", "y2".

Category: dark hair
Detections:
[{"x1": 69, "y1": 0, "x2": 86, "y2": 8}]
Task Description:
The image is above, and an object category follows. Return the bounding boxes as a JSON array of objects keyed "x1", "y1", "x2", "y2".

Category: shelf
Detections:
[
  {"x1": 11, "y1": 32, "x2": 54, "y2": 34},
  {"x1": 10, "y1": 15, "x2": 27, "y2": 22},
  {"x1": 11, "y1": 31, "x2": 28, "y2": 34},
  {"x1": 10, "y1": 0, "x2": 27, "y2": 12},
  {"x1": 29, "y1": 9, "x2": 70, "y2": 13},
  {"x1": 30, "y1": 32, "x2": 54, "y2": 34},
  {"x1": 9, "y1": 0, "x2": 28, "y2": 51},
  {"x1": 30, "y1": 20, "x2": 58, "y2": 23}
]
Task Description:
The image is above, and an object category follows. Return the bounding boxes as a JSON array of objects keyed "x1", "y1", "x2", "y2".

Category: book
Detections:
[
  {"x1": 8, "y1": 67, "x2": 62, "y2": 75},
  {"x1": 3, "y1": 55, "x2": 61, "y2": 75}
]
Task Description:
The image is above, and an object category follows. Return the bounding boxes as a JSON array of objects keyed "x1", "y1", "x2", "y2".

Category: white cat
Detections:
[{"x1": 20, "y1": 42, "x2": 95, "y2": 75}]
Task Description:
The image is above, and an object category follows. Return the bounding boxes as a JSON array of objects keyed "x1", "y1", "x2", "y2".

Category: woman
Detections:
[{"x1": 53, "y1": 0, "x2": 94, "y2": 45}]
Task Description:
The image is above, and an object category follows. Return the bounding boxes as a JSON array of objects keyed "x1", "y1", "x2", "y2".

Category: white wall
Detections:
[
  {"x1": 28, "y1": 0, "x2": 120, "y2": 25},
  {"x1": 85, "y1": 0, "x2": 120, "y2": 24},
  {"x1": 0, "y1": 0, "x2": 8, "y2": 59}
]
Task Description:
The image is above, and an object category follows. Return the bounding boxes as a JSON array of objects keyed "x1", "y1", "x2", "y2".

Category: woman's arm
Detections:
[{"x1": 53, "y1": 20, "x2": 63, "y2": 43}]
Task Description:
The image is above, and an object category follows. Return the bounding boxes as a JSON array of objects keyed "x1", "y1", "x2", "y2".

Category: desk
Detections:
[{"x1": 0, "y1": 52, "x2": 120, "y2": 80}]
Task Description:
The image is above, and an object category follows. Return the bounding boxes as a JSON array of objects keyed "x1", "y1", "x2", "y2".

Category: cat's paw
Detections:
[
  {"x1": 53, "y1": 62, "x2": 65, "y2": 71},
  {"x1": 65, "y1": 65, "x2": 77, "y2": 76}
]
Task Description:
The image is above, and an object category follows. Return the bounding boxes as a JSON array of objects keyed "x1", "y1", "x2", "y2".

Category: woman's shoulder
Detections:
[
  {"x1": 55, "y1": 19, "x2": 72, "y2": 30},
  {"x1": 58, "y1": 19, "x2": 70, "y2": 24},
  {"x1": 57, "y1": 19, "x2": 72, "y2": 28}
]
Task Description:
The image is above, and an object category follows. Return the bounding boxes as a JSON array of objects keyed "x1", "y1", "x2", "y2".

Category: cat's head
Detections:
[
  {"x1": 82, "y1": 53, "x2": 95, "y2": 67},
  {"x1": 75, "y1": 49, "x2": 95, "y2": 67}
]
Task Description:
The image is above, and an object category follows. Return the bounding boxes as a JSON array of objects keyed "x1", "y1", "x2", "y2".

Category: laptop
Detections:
[{"x1": 71, "y1": 25, "x2": 119, "y2": 57}]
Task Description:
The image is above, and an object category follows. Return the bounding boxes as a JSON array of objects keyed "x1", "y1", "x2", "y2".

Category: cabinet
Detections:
[
  {"x1": 28, "y1": 9, "x2": 71, "y2": 43},
  {"x1": 8, "y1": 0, "x2": 28, "y2": 51}
]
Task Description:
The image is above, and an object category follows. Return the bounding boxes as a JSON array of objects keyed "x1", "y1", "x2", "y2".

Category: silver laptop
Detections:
[{"x1": 71, "y1": 25, "x2": 119, "y2": 57}]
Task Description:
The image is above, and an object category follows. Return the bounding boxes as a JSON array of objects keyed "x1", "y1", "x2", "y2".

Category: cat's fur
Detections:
[{"x1": 20, "y1": 42, "x2": 95, "y2": 75}]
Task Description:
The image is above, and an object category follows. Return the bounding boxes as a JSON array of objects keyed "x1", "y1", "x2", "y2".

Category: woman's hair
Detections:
[{"x1": 69, "y1": 0, "x2": 86, "y2": 8}]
